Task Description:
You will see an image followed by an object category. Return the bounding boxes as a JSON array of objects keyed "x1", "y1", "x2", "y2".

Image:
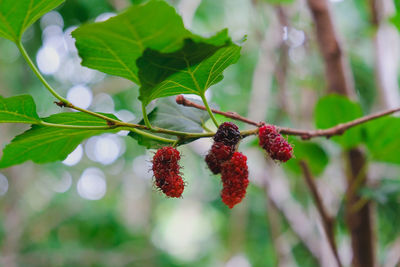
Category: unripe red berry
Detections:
[
  {"x1": 220, "y1": 152, "x2": 249, "y2": 208},
  {"x1": 205, "y1": 142, "x2": 234, "y2": 174},
  {"x1": 214, "y1": 122, "x2": 241, "y2": 147},
  {"x1": 152, "y1": 146, "x2": 184, "y2": 198},
  {"x1": 258, "y1": 125, "x2": 293, "y2": 162}
]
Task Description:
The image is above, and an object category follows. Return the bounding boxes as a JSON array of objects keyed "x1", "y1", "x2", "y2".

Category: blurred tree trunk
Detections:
[
  {"x1": 306, "y1": 0, "x2": 376, "y2": 266},
  {"x1": 305, "y1": 0, "x2": 354, "y2": 98},
  {"x1": 370, "y1": 0, "x2": 400, "y2": 109}
]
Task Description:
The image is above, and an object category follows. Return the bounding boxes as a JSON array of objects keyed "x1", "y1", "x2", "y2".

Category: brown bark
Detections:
[
  {"x1": 345, "y1": 148, "x2": 375, "y2": 267},
  {"x1": 306, "y1": 0, "x2": 375, "y2": 266},
  {"x1": 306, "y1": 0, "x2": 355, "y2": 97}
]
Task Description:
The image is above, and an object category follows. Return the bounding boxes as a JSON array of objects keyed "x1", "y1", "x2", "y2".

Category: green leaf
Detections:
[
  {"x1": 137, "y1": 32, "x2": 241, "y2": 105},
  {"x1": 129, "y1": 96, "x2": 210, "y2": 148},
  {"x1": 72, "y1": 0, "x2": 241, "y2": 105},
  {"x1": 390, "y1": 0, "x2": 400, "y2": 33},
  {"x1": 364, "y1": 116, "x2": 400, "y2": 164},
  {"x1": 395, "y1": 0, "x2": 400, "y2": 10},
  {"x1": 0, "y1": 112, "x2": 118, "y2": 168},
  {"x1": 389, "y1": 13, "x2": 400, "y2": 32},
  {"x1": 285, "y1": 137, "x2": 329, "y2": 176},
  {"x1": 0, "y1": 95, "x2": 40, "y2": 124},
  {"x1": 72, "y1": 0, "x2": 192, "y2": 84},
  {"x1": 0, "y1": 0, "x2": 64, "y2": 42},
  {"x1": 314, "y1": 94, "x2": 363, "y2": 149},
  {"x1": 145, "y1": 96, "x2": 210, "y2": 132}
]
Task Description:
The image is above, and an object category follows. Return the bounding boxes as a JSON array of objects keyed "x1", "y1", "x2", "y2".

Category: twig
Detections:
[
  {"x1": 176, "y1": 95, "x2": 260, "y2": 126},
  {"x1": 299, "y1": 161, "x2": 342, "y2": 267},
  {"x1": 176, "y1": 95, "x2": 400, "y2": 140}
]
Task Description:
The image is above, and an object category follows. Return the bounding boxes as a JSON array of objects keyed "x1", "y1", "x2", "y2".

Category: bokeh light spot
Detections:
[
  {"x1": 0, "y1": 174, "x2": 9, "y2": 196},
  {"x1": 67, "y1": 85, "x2": 93, "y2": 109},
  {"x1": 77, "y1": 168, "x2": 107, "y2": 200}
]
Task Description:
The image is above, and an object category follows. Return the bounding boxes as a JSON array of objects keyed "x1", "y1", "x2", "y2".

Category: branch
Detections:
[
  {"x1": 17, "y1": 41, "x2": 69, "y2": 105},
  {"x1": 299, "y1": 161, "x2": 342, "y2": 267},
  {"x1": 17, "y1": 41, "x2": 125, "y2": 126},
  {"x1": 176, "y1": 95, "x2": 400, "y2": 140},
  {"x1": 176, "y1": 95, "x2": 260, "y2": 126}
]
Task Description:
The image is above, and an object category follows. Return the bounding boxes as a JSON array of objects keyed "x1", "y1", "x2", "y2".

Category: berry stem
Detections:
[
  {"x1": 201, "y1": 93, "x2": 219, "y2": 128},
  {"x1": 172, "y1": 138, "x2": 180, "y2": 147},
  {"x1": 131, "y1": 128, "x2": 176, "y2": 143},
  {"x1": 141, "y1": 102, "x2": 153, "y2": 130},
  {"x1": 201, "y1": 122, "x2": 213, "y2": 133}
]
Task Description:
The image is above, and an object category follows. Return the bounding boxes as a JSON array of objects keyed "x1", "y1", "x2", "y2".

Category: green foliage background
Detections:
[{"x1": 0, "y1": 0, "x2": 399, "y2": 266}]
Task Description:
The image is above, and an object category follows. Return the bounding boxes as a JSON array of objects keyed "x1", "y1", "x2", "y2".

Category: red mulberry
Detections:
[
  {"x1": 220, "y1": 152, "x2": 249, "y2": 208},
  {"x1": 152, "y1": 146, "x2": 184, "y2": 198},
  {"x1": 258, "y1": 125, "x2": 293, "y2": 162},
  {"x1": 205, "y1": 142, "x2": 234, "y2": 174},
  {"x1": 214, "y1": 122, "x2": 241, "y2": 147},
  {"x1": 154, "y1": 174, "x2": 184, "y2": 198}
]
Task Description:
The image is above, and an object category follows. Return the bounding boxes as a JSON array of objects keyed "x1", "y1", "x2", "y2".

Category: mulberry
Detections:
[
  {"x1": 220, "y1": 152, "x2": 249, "y2": 208},
  {"x1": 214, "y1": 122, "x2": 241, "y2": 147},
  {"x1": 152, "y1": 146, "x2": 184, "y2": 198},
  {"x1": 205, "y1": 142, "x2": 234, "y2": 174},
  {"x1": 258, "y1": 125, "x2": 293, "y2": 162}
]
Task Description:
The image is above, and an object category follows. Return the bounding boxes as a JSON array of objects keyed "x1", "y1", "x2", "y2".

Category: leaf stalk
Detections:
[{"x1": 201, "y1": 94, "x2": 219, "y2": 128}]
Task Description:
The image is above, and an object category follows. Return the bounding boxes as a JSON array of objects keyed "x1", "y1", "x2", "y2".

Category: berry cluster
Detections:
[
  {"x1": 213, "y1": 122, "x2": 241, "y2": 147},
  {"x1": 152, "y1": 146, "x2": 184, "y2": 198},
  {"x1": 258, "y1": 125, "x2": 293, "y2": 162},
  {"x1": 205, "y1": 122, "x2": 249, "y2": 208},
  {"x1": 205, "y1": 122, "x2": 241, "y2": 174},
  {"x1": 205, "y1": 142, "x2": 233, "y2": 174},
  {"x1": 221, "y1": 152, "x2": 249, "y2": 208},
  {"x1": 150, "y1": 122, "x2": 292, "y2": 208}
]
